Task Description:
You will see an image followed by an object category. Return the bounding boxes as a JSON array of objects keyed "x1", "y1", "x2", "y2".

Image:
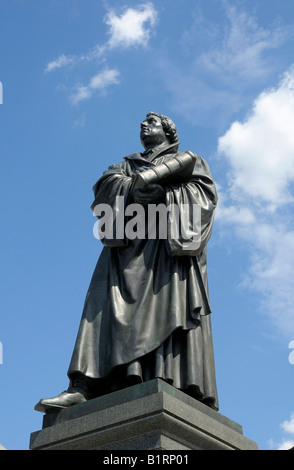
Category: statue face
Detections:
[{"x1": 140, "y1": 114, "x2": 168, "y2": 149}]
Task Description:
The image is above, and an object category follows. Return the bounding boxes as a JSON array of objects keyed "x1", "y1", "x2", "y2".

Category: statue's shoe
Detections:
[{"x1": 34, "y1": 389, "x2": 88, "y2": 413}]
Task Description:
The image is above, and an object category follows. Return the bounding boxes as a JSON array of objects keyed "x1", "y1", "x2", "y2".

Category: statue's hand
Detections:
[{"x1": 133, "y1": 184, "x2": 165, "y2": 205}]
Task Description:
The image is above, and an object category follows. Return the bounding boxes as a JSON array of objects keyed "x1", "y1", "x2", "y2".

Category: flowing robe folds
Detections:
[{"x1": 68, "y1": 144, "x2": 219, "y2": 409}]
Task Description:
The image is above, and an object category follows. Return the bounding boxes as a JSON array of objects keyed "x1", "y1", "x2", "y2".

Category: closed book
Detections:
[{"x1": 132, "y1": 152, "x2": 196, "y2": 190}]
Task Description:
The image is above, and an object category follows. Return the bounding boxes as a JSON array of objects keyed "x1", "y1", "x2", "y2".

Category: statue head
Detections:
[{"x1": 140, "y1": 112, "x2": 179, "y2": 150}]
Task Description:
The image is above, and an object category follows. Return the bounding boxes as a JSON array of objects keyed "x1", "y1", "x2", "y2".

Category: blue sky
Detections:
[{"x1": 1, "y1": 0, "x2": 294, "y2": 450}]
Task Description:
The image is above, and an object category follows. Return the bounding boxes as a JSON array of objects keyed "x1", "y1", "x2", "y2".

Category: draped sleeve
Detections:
[
  {"x1": 90, "y1": 161, "x2": 133, "y2": 247},
  {"x1": 165, "y1": 153, "x2": 218, "y2": 256}
]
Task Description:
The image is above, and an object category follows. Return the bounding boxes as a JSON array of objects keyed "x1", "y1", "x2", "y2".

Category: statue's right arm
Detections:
[{"x1": 91, "y1": 162, "x2": 133, "y2": 209}]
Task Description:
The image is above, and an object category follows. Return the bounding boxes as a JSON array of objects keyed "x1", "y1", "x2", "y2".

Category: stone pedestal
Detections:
[{"x1": 30, "y1": 379, "x2": 257, "y2": 450}]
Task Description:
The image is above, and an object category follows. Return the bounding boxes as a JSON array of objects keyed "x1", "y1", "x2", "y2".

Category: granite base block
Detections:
[{"x1": 30, "y1": 379, "x2": 258, "y2": 451}]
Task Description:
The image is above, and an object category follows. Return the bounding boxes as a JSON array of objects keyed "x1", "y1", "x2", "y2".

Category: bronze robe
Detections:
[{"x1": 68, "y1": 144, "x2": 219, "y2": 409}]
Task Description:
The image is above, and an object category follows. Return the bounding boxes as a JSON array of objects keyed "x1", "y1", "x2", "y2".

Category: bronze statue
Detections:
[{"x1": 35, "y1": 112, "x2": 219, "y2": 413}]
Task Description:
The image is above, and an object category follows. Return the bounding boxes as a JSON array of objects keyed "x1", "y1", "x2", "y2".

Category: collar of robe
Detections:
[{"x1": 124, "y1": 142, "x2": 180, "y2": 164}]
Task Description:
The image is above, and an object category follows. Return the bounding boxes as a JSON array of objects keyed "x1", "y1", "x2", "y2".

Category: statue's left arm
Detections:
[{"x1": 165, "y1": 153, "x2": 218, "y2": 256}]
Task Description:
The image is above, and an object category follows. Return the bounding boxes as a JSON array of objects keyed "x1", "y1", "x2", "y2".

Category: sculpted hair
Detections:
[{"x1": 146, "y1": 112, "x2": 179, "y2": 144}]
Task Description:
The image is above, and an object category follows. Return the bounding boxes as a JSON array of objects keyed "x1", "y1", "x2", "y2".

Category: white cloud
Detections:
[
  {"x1": 199, "y1": 2, "x2": 287, "y2": 82},
  {"x1": 218, "y1": 68, "x2": 294, "y2": 206},
  {"x1": 158, "y1": 1, "x2": 291, "y2": 128},
  {"x1": 45, "y1": 45, "x2": 107, "y2": 74},
  {"x1": 70, "y1": 68, "x2": 120, "y2": 105},
  {"x1": 45, "y1": 3, "x2": 158, "y2": 103},
  {"x1": 216, "y1": 66, "x2": 294, "y2": 338},
  {"x1": 215, "y1": 188, "x2": 256, "y2": 226},
  {"x1": 270, "y1": 413, "x2": 294, "y2": 450},
  {"x1": 243, "y1": 228, "x2": 294, "y2": 337},
  {"x1": 45, "y1": 3, "x2": 158, "y2": 73},
  {"x1": 281, "y1": 413, "x2": 294, "y2": 435},
  {"x1": 105, "y1": 3, "x2": 157, "y2": 49},
  {"x1": 45, "y1": 54, "x2": 75, "y2": 73},
  {"x1": 276, "y1": 439, "x2": 294, "y2": 450}
]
